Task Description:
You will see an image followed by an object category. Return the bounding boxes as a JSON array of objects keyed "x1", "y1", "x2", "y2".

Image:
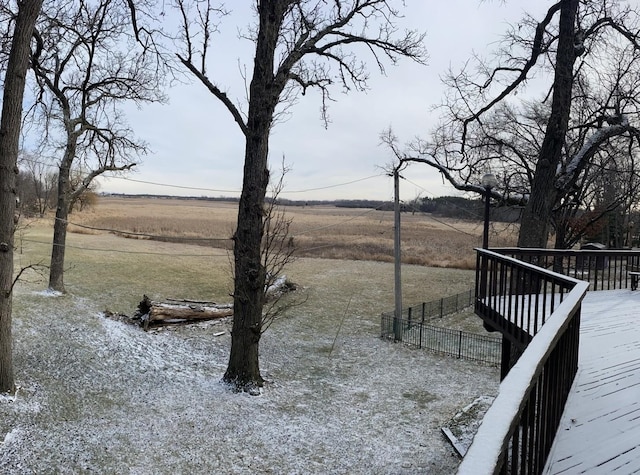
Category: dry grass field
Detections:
[
  {"x1": 68, "y1": 196, "x2": 517, "y2": 270},
  {"x1": 13, "y1": 194, "x2": 509, "y2": 314}
]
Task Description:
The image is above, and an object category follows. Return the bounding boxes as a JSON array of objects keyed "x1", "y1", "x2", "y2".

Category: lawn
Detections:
[{"x1": 0, "y1": 198, "x2": 499, "y2": 473}]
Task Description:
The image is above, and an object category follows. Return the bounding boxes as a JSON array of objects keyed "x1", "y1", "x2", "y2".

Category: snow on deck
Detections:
[{"x1": 544, "y1": 289, "x2": 640, "y2": 474}]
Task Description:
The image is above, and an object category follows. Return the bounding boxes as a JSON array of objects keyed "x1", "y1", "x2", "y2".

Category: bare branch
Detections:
[{"x1": 176, "y1": 53, "x2": 249, "y2": 136}]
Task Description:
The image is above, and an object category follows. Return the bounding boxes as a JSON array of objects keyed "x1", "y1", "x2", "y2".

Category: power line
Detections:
[
  {"x1": 403, "y1": 176, "x2": 484, "y2": 221},
  {"x1": 402, "y1": 198, "x2": 480, "y2": 239},
  {"x1": 18, "y1": 154, "x2": 386, "y2": 197},
  {"x1": 107, "y1": 176, "x2": 239, "y2": 194},
  {"x1": 293, "y1": 205, "x2": 386, "y2": 236},
  {"x1": 399, "y1": 175, "x2": 487, "y2": 238},
  {"x1": 59, "y1": 217, "x2": 232, "y2": 242},
  {"x1": 283, "y1": 174, "x2": 383, "y2": 193},
  {"x1": 51, "y1": 198, "x2": 475, "y2": 250},
  {"x1": 106, "y1": 173, "x2": 384, "y2": 195},
  {"x1": 43, "y1": 206, "x2": 389, "y2": 252},
  {"x1": 21, "y1": 238, "x2": 230, "y2": 258}
]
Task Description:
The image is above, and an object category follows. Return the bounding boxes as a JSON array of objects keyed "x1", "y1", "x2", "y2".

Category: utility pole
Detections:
[{"x1": 393, "y1": 167, "x2": 402, "y2": 341}]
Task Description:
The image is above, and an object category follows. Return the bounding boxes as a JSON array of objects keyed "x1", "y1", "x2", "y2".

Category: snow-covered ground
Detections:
[
  {"x1": 544, "y1": 289, "x2": 640, "y2": 473},
  {"x1": 0, "y1": 289, "x2": 498, "y2": 474}
]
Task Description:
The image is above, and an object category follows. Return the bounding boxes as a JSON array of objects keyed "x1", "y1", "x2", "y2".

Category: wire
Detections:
[
  {"x1": 18, "y1": 155, "x2": 385, "y2": 196},
  {"x1": 106, "y1": 176, "x2": 239, "y2": 193},
  {"x1": 58, "y1": 217, "x2": 233, "y2": 242},
  {"x1": 21, "y1": 238, "x2": 230, "y2": 258},
  {"x1": 295, "y1": 242, "x2": 344, "y2": 253},
  {"x1": 283, "y1": 174, "x2": 384, "y2": 193},
  {"x1": 403, "y1": 176, "x2": 484, "y2": 221},
  {"x1": 106, "y1": 173, "x2": 385, "y2": 195},
  {"x1": 55, "y1": 200, "x2": 389, "y2": 241},
  {"x1": 402, "y1": 199, "x2": 480, "y2": 239}
]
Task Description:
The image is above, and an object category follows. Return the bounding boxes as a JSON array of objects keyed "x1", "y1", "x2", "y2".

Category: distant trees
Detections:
[
  {"x1": 176, "y1": 0, "x2": 426, "y2": 391},
  {"x1": 30, "y1": 0, "x2": 165, "y2": 292},
  {"x1": 16, "y1": 154, "x2": 57, "y2": 217},
  {"x1": 388, "y1": 0, "x2": 640, "y2": 250}
]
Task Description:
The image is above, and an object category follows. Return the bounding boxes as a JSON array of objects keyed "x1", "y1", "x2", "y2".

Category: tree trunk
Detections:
[
  {"x1": 0, "y1": 0, "x2": 43, "y2": 393},
  {"x1": 223, "y1": 3, "x2": 282, "y2": 390},
  {"x1": 223, "y1": 134, "x2": 270, "y2": 389},
  {"x1": 518, "y1": 0, "x2": 578, "y2": 249},
  {"x1": 48, "y1": 206, "x2": 68, "y2": 292},
  {"x1": 48, "y1": 158, "x2": 73, "y2": 292}
]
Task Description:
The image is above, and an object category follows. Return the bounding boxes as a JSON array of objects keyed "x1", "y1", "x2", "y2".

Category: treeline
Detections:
[
  {"x1": 18, "y1": 168, "x2": 98, "y2": 217},
  {"x1": 323, "y1": 196, "x2": 520, "y2": 222},
  {"x1": 411, "y1": 196, "x2": 521, "y2": 222},
  {"x1": 102, "y1": 193, "x2": 521, "y2": 223}
]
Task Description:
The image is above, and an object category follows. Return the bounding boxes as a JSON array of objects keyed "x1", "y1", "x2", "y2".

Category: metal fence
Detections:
[
  {"x1": 397, "y1": 288, "x2": 475, "y2": 322},
  {"x1": 380, "y1": 313, "x2": 501, "y2": 366}
]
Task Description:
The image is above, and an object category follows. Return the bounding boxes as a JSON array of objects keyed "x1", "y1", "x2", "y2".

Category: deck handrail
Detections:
[
  {"x1": 459, "y1": 249, "x2": 589, "y2": 474},
  {"x1": 475, "y1": 249, "x2": 580, "y2": 349},
  {"x1": 492, "y1": 247, "x2": 640, "y2": 291}
]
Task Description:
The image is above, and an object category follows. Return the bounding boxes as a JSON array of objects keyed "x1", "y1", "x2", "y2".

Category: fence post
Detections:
[
  {"x1": 455, "y1": 293, "x2": 459, "y2": 312},
  {"x1": 421, "y1": 302, "x2": 426, "y2": 322},
  {"x1": 408, "y1": 307, "x2": 412, "y2": 329},
  {"x1": 419, "y1": 321, "x2": 423, "y2": 349},
  {"x1": 458, "y1": 331, "x2": 463, "y2": 359},
  {"x1": 440, "y1": 298, "x2": 444, "y2": 318}
]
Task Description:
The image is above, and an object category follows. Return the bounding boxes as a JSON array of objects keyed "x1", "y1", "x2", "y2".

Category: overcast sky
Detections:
[{"x1": 97, "y1": 1, "x2": 548, "y2": 202}]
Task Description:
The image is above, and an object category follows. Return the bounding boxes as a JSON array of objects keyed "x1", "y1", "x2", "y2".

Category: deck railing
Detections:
[
  {"x1": 493, "y1": 247, "x2": 640, "y2": 291},
  {"x1": 458, "y1": 249, "x2": 589, "y2": 474}
]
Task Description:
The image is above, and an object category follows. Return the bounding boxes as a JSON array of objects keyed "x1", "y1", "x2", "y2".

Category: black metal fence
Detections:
[
  {"x1": 380, "y1": 313, "x2": 501, "y2": 365},
  {"x1": 393, "y1": 288, "x2": 475, "y2": 322}
]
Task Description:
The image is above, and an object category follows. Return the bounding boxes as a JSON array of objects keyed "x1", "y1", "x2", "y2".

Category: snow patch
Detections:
[
  {"x1": 2, "y1": 429, "x2": 24, "y2": 445},
  {"x1": 31, "y1": 289, "x2": 63, "y2": 298}
]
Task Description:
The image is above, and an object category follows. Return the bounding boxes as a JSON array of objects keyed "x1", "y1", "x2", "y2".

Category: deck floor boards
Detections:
[{"x1": 544, "y1": 290, "x2": 640, "y2": 474}]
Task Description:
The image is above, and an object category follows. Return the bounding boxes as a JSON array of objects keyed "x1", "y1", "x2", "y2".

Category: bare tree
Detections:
[
  {"x1": 260, "y1": 161, "x2": 301, "y2": 336},
  {"x1": 389, "y1": 0, "x2": 640, "y2": 250},
  {"x1": 17, "y1": 152, "x2": 57, "y2": 217},
  {"x1": 175, "y1": 0, "x2": 426, "y2": 391},
  {"x1": 30, "y1": 0, "x2": 166, "y2": 292},
  {"x1": 0, "y1": 0, "x2": 44, "y2": 393}
]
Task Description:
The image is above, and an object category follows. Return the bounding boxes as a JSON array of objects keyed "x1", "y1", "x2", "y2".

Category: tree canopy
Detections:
[{"x1": 388, "y1": 0, "x2": 640, "y2": 249}]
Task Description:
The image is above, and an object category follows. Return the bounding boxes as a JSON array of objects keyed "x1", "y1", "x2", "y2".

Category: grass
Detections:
[
  {"x1": 17, "y1": 225, "x2": 476, "y2": 318},
  {"x1": 16, "y1": 196, "x2": 497, "y2": 314},
  {"x1": 16, "y1": 223, "x2": 233, "y2": 311},
  {"x1": 3, "y1": 197, "x2": 501, "y2": 473},
  {"x1": 67, "y1": 196, "x2": 518, "y2": 269},
  {"x1": 13, "y1": 197, "x2": 486, "y2": 351}
]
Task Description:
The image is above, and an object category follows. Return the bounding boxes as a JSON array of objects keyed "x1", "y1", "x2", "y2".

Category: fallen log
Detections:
[
  {"x1": 105, "y1": 275, "x2": 298, "y2": 330},
  {"x1": 135, "y1": 295, "x2": 233, "y2": 330}
]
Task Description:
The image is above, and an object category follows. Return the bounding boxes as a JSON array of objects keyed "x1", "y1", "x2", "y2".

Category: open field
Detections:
[
  {"x1": 2, "y1": 197, "x2": 500, "y2": 473},
  {"x1": 17, "y1": 195, "x2": 515, "y2": 320},
  {"x1": 66, "y1": 196, "x2": 518, "y2": 269}
]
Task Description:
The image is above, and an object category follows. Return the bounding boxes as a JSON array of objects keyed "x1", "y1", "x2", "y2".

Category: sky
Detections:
[{"x1": 96, "y1": 1, "x2": 549, "y2": 202}]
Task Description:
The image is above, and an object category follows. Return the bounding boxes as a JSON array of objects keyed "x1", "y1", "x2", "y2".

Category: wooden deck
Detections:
[{"x1": 544, "y1": 289, "x2": 640, "y2": 474}]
